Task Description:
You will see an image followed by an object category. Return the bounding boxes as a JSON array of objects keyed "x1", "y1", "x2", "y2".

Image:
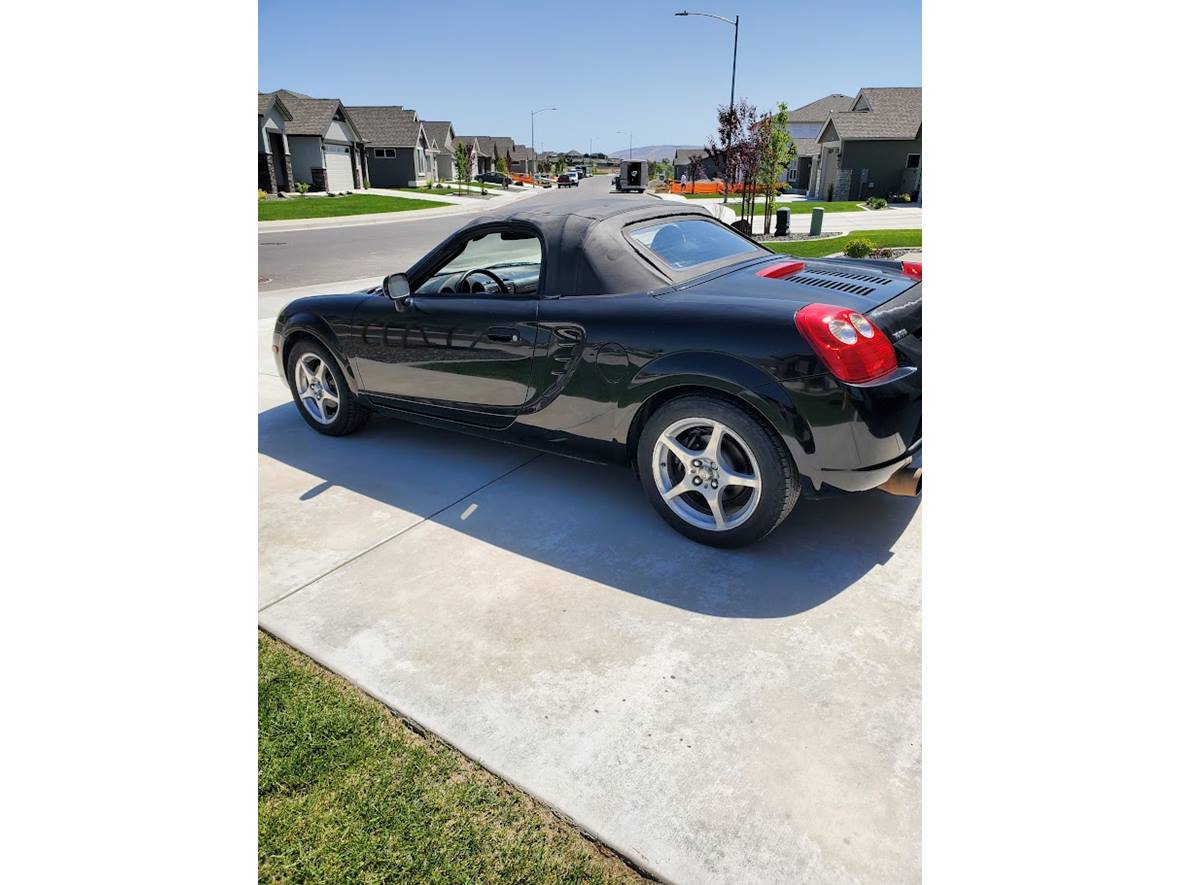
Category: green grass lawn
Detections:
[
  {"x1": 259, "y1": 193, "x2": 448, "y2": 221},
  {"x1": 766, "y1": 229, "x2": 922, "y2": 257},
  {"x1": 259, "y1": 632, "x2": 640, "y2": 884}
]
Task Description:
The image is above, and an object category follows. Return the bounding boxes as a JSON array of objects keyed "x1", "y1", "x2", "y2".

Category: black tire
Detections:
[
  {"x1": 637, "y1": 395, "x2": 800, "y2": 548},
  {"x1": 285, "y1": 338, "x2": 371, "y2": 436}
]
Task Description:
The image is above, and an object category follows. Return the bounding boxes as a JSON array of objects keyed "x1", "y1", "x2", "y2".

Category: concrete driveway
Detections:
[{"x1": 258, "y1": 301, "x2": 921, "y2": 884}]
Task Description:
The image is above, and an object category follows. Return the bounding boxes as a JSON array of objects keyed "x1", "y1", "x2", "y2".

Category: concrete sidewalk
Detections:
[{"x1": 257, "y1": 315, "x2": 921, "y2": 883}]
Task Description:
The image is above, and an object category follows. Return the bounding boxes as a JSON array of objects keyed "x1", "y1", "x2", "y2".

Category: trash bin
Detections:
[
  {"x1": 775, "y1": 207, "x2": 790, "y2": 237},
  {"x1": 809, "y1": 207, "x2": 824, "y2": 237}
]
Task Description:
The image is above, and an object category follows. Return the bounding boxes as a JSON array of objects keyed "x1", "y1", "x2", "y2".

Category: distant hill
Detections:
[{"x1": 607, "y1": 144, "x2": 701, "y2": 162}]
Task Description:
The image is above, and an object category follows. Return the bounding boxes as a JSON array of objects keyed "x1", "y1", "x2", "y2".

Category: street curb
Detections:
[{"x1": 258, "y1": 187, "x2": 543, "y2": 234}]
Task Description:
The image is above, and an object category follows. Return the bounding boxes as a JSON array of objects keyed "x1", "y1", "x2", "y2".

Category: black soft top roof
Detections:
[{"x1": 451, "y1": 195, "x2": 728, "y2": 296}]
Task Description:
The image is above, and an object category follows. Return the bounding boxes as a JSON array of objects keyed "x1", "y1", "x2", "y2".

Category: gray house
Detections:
[
  {"x1": 258, "y1": 92, "x2": 294, "y2": 194},
  {"x1": 273, "y1": 89, "x2": 366, "y2": 193},
  {"x1": 782, "y1": 93, "x2": 854, "y2": 191},
  {"x1": 455, "y1": 135, "x2": 493, "y2": 176},
  {"x1": 422, "y1": 121, "x2": 456, "y2": 181},
  {"x1": 809, "y1": 87, "x2": 922, "y2": 201},
  {"x1": 508, "y1": 143, "x2": 535, "y2": 174},
  {"x1": 673, "y1": 148, "x2": 722, "y2": 184},
  {"x1": 348, "y1": 106, "x2": 435, "y2": 188}
]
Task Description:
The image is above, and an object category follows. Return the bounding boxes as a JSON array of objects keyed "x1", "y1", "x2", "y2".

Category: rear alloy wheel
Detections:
[
  {"x1": 285, "y1": 339, "x2": 370, "y2": 436},
  {"x1": 638, "y1": 396, "x2": 800, "y2": 548}
]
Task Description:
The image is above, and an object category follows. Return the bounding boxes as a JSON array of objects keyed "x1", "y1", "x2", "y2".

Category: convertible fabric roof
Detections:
[{"x1": 448, "y1": 195, "x2": 721, "y2": 296}]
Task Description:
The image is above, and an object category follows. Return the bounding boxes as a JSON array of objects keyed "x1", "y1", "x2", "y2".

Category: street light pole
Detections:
[
  {"x1": 674, "y1": 10, "x2": 740, "y2": 203},
  {"x1": 616, "y1": 130, "x2": 632, "y2": 160},
  {"x1": 530, "y1": 107, "x2": 556, "y2": 178}
]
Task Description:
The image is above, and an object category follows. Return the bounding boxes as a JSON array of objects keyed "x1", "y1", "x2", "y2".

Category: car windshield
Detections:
[{"x1": 629, "y1": 218, "x2": 762, "y2": 270}]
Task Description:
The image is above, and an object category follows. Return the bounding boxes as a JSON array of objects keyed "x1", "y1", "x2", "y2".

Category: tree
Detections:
[
  {"x1": 554, "y1": 155, "x2": 567, "y2": 174},
  {"x1": 687, "y1": 154, "x2": 703, "y2": 193},
  {"x1": 495, "y1": 155, "x2": 508, "y2": 175},
  {"x1": 454, "y1": 140, "x2": 470, "y2": 194},
  {"x1": 757, "y1": 102, "x2": 796, "y2": 235}
]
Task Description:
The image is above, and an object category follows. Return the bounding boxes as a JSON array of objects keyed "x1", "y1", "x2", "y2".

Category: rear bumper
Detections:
[
  {"x1": 811, "y1": 439, "x2": 921, "y2": 495},
  {"x1": 776, "y1": 365, "x2": 922, "y2": 495}
]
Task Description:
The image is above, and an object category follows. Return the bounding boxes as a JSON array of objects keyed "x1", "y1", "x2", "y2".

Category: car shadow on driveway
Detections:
[{"x1": 259, "y1": 404, "x2": 920, "y2": 619}]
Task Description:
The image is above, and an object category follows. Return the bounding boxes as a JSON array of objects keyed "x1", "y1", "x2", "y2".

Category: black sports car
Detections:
[{"x1": 273, "y1": 196, "x2": 921, "y2": 547}]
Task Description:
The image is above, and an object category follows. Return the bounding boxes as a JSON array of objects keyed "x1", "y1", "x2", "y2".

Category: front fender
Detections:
[{"x1": 276, "y1": 312, "x2": 359, "y2": 394}]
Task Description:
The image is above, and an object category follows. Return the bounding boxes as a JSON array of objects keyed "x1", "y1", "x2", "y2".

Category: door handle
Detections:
[{"x1": 486, "y1": 327, "x2": 520, "y2": 344}]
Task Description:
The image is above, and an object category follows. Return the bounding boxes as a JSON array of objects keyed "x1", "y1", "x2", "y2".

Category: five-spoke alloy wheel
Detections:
[
  {"x1": 639, "y1": 396, "x2": 800, "y2": 547},
  {"x1": 285, "y1": 339, "x2": 371, "y2": 436}
]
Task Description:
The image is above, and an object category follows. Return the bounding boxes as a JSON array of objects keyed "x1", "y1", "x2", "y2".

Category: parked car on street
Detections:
[
  {"x1": 476, "y1": 171, "x2": 512, "y2": 186},
  {"x1": 273, "y1": 196, "x2": 922, "y2": 547},
  {"x1": 535, "y1": 175, "x2": 553, "y2": 188},
  {"x1": 557, "y1": 173, "x2": 577, "y2": 188}
]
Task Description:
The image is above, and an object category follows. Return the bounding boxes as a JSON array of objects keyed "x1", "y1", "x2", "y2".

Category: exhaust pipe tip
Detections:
[{"x1": 877, "y1": 466, "x2": 922, "y2": 497}]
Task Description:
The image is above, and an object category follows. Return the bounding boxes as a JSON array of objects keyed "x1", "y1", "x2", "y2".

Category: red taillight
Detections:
[
  {"x1": 795, "y1": 302, "x2": 898, "y2": 383},
  {"x1": 901, "y1": 261, "x2": 922, "y2": 281}
]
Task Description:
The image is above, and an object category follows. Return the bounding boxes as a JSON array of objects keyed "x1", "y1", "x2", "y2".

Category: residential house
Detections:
[
  {"x1": 782, "y1": 94, "x2": 855, "y2": 191},
  {"x1": 258, "y1": 92, "x2": 294, "y2": 194},
  {"x1": 422, "y1": 121, "x2": 456, "y2": 181},
  {"x1": 673, "y1": 148, "x2": 723, "y2": 184},
  {"x1": 272, "y1": 89, "x2": 366, "y2": 193},
  {"x1": 348, "y1": 106, "x2": 434, "y2": 187},
  {"x1": 485, "y1": 137, "x2": 516, "y2": 172},
  {"x1": 508, "y1": 143, "x2": 535, "y2": 174},
  {"x1": 455, "y1": 135, "x2": 493, "y2": 176},
  {"x1": 809, "y1": 87, "x2": 921, "y2": 201}
]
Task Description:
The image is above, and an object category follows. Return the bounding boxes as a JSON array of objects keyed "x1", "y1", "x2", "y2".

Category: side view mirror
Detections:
[{"x1": 382, "y1": 272, "x2": 411, "y2": 301}]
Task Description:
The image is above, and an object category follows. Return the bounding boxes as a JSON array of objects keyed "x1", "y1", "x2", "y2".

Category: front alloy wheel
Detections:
[
  {"x1": 285, "y1": 339, "x2": 371, "y2": 436},
  {"x1": 294, "y1": 352, "x2": 340, "y2": 425}
]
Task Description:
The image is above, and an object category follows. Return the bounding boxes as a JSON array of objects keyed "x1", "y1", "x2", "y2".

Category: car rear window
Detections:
[{"x1": 629, "y1": 218, "x2": 762, "y2": 270}]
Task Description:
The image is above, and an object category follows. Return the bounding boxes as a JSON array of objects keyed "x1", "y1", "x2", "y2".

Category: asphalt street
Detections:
[{"x1": 258, "y1": 175, "x2": 613, "y2": 292}]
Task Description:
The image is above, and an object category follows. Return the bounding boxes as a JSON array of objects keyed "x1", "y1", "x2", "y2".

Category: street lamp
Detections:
[
  {"x1": 530, "y1": 107, "x2": 556, "y2": 178},
  {"x1": 674, "y1": 10, "x2": 740, "y2": 203},
  {"x1": 616, "y1": 130, "x2": 632, "y2": 160}
]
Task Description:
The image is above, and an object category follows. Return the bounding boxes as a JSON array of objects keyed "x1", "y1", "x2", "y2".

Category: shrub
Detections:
[
  {"x1": 258, "y1": 189, "x2": 267, "y2": 202},
  {"x1": 363, "y1": 176, "x2": 370, "y2": 189},
  {"x1": 866, "y1": 196, "x2": 887, "y2": 210},
  {"x1": 294, "y1": 180, "x2": 311, "y2": 195},
  {"x1": 844, "y1": 237, "x2": 875, "y2": 258},
  {"x1": 426, "y1": 178, "x2": 434, "y2": 188}
]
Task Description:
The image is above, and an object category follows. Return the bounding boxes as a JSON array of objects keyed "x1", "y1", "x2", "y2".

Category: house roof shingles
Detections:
[
  {"x1": 824, "y1": 87, "x2": 921, "y2": 140},
  {"x1": 348, "y1": 105, "x2": 423, "y2": 147},
  {"x1": 273, "y1": 89, "x2": 349, "y2": 136},
  {"x1": 673, "y1": 148, "x2": 708, "y2": 166},
  {"x1": 422, "y1": 121, "x2": 454, "y2": 152},
  {"x1": 456, "y1": 136, "x2": 492, "y2": 157},
  {"x1": 789, "y1": 94, "x2": 855, "y2": 122}
]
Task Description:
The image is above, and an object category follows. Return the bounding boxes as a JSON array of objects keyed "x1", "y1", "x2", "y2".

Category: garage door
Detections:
[{"x1": 324, "y1": 144, "x2": 354, "y2": 192}]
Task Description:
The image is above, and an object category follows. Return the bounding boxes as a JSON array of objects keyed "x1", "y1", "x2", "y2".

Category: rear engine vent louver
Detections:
[{"x1": 792, "y1": 275, "x2": 877, "y2": 297}]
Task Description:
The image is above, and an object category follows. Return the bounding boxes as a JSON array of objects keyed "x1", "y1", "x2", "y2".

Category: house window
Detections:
[
  {"x1": 374, "y1": 148, "x2": 397, "y2": 159},
  {"x1": 906, "y1": 153, "x2": 921, "y2": 169}
]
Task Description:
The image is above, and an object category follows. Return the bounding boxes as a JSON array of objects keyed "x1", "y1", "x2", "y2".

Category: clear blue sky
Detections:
[{"x1": 259, "y1": 0, "x2": 921, "y2": 154}]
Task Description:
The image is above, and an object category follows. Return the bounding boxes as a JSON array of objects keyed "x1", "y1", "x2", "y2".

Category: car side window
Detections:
[{"x1": 417, "y1": 230, "x2": 543, "y2": 297}]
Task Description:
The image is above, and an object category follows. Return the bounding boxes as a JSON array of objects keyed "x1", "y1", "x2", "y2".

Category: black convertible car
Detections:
[{"x1": 273, "y1": 196, "x2": 921, "y2": 547}]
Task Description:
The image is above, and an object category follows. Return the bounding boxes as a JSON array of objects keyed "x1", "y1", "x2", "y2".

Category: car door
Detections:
[{"x1": 351, "y1": 226, "x2": 543, "y2": 428}]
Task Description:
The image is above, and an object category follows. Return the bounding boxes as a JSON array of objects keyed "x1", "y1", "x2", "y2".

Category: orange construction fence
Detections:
[{"x1": 668, "y1": 180, "x2": 763, "y2": 195}]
